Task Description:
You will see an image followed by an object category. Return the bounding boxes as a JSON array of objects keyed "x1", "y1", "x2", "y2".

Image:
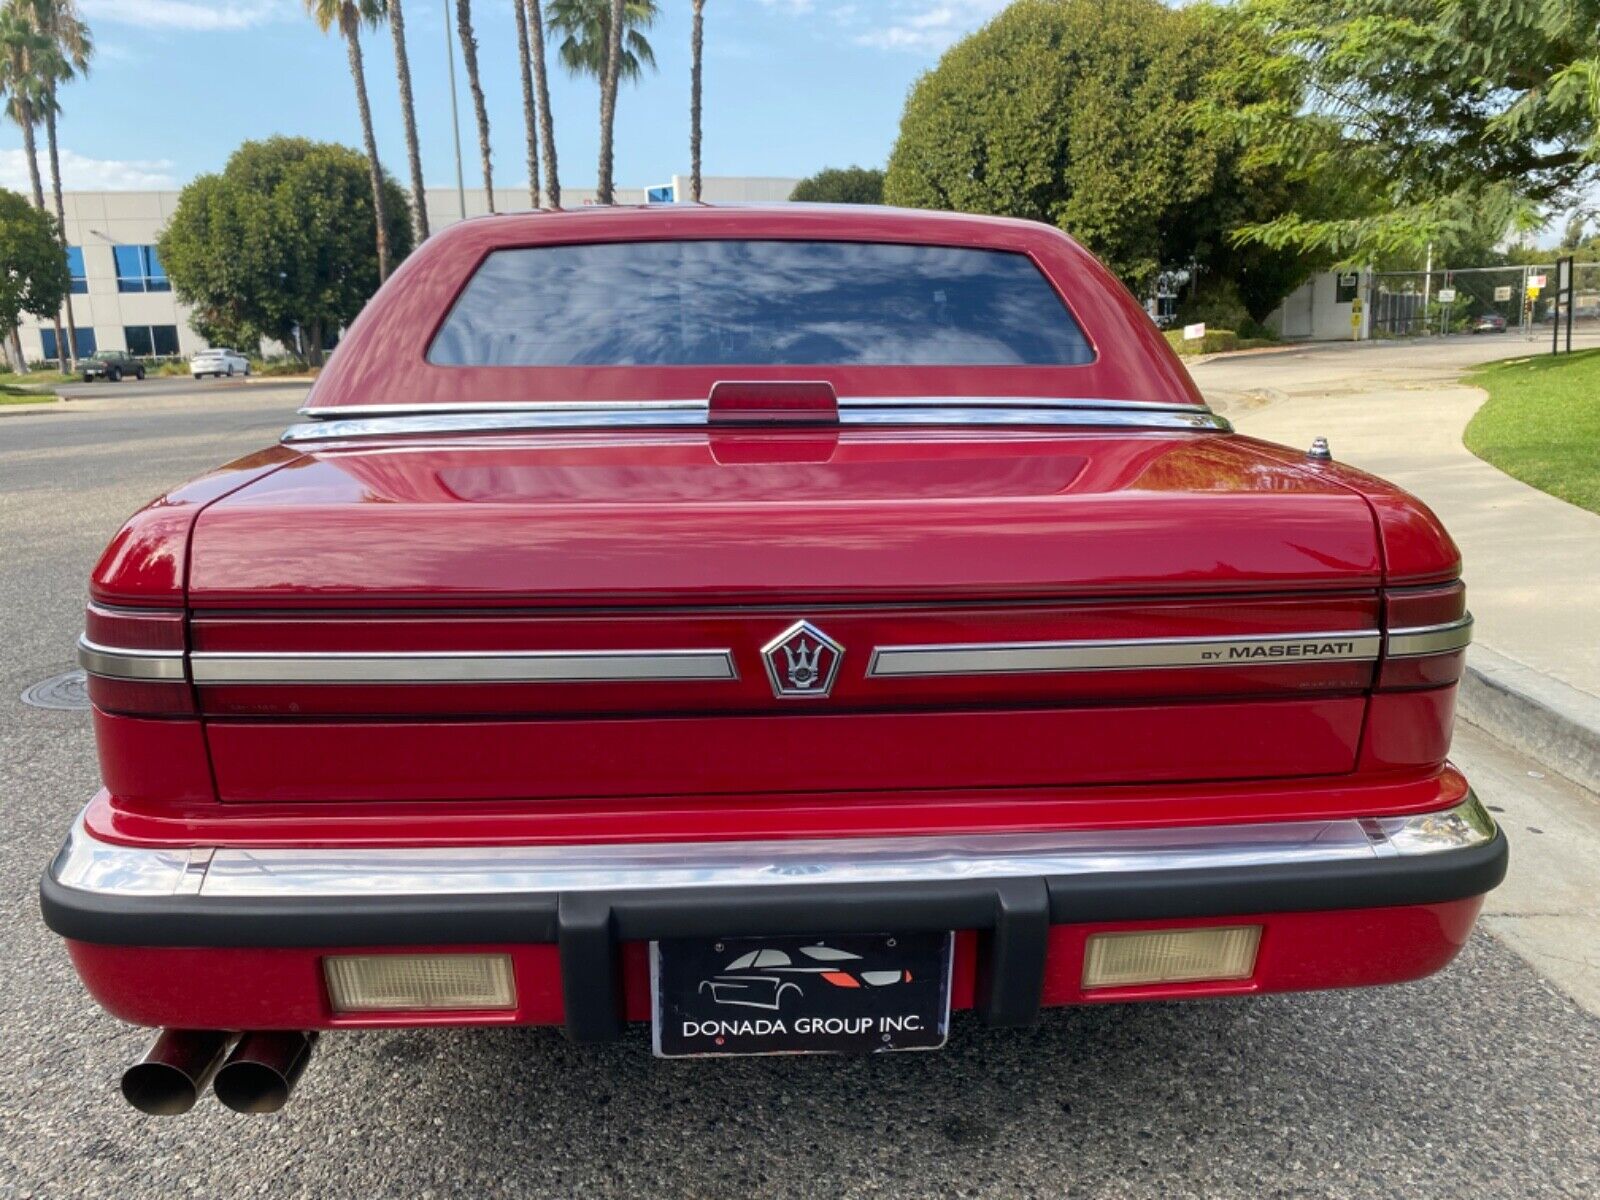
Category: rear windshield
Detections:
[{"x1": 427, "y1": 240, "x2": 1093, "y2": 367}]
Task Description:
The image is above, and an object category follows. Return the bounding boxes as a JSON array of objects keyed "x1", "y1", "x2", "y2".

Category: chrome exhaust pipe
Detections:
[
  {"x1": 121, "y1": 1029, "x2": 235, "y2": 1115},
  {"x1": 212, "y1": 1031, "x2": 318, "y2": 1114}
]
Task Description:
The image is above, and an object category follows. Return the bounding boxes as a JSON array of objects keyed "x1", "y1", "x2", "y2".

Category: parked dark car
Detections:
[
  {"x1": 1471, "y1": 313, "x2": 1508, "y2": 334},
  {"x1": 81, "y1": 350, "x2": 146, "y2": 382}
]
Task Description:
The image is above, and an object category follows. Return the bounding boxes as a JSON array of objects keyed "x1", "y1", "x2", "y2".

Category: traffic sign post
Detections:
[{"x1": 1560, "y1": 257, "x2": 1574, "y2": 354}]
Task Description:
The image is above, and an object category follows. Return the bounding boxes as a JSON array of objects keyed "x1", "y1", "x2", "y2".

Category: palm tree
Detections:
[
  {"x1": 305, "y1": 0, "x2": 391, "y2": 280},
  {"x1": 689, "y1": 0, "x2": 703, "y2": 202},
  {"x1": 526, "y1": 0, "x2": 560, "y2": 207},
  {"x1": 27, "y1": 0, "x2": 91, "y2": 370},
  {"x1": 0, "y1": 8, "x2": 47, "y2": 208},
  {"x1": 596, "y1": 0, "x2": 622, "y2": 203},
  {"x1": 513, "y1": 0, "x2": 539, "y2": 207},
  {"x1": 386, "y1": 0, "x2": 428, "y2": 240},
  {"x1": 454, "y1": 0, "x2": 493, "y2": 212},
  {"x1": 547, "y1": 0, "x2": 656, "y2": 203},
  {"x1": 0, "y1": 4, "x2": 49, "y2": 371}
]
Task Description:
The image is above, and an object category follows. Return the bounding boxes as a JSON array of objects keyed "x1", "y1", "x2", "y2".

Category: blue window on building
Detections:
[
  {"x1": 114, "y1": 245, "x2": 170, "y2": 293},
  {"x1": 65, "y1": 246, "x2": 88, "y2": 294},
  {"x1": 123, "y1": 324, "x2": 179, "y2": 357},
  {"x1": 646, "y1": 184, "x2": 676, "y2": 203},
  {"x1": 40, "y1": 327, "x2": 97, "y2": 361}
]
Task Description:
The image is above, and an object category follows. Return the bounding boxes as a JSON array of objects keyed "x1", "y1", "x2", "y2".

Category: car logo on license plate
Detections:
[{"x1": 762, "y1": 620, "x2": 843, "y2": 698}]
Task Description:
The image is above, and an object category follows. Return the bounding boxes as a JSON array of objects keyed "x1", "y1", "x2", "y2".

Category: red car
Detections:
[{"x1": 44, "y1": 206, "x2": 1503, "y2": 1113}]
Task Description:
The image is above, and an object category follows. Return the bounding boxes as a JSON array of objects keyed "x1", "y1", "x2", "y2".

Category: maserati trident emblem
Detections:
[{"x1": 761, "y1": 621, "x2": 844, "y2": 699}]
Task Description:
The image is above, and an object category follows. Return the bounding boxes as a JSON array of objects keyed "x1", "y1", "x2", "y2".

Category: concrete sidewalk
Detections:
[{"x1": 1194, "y1": 338, "x2": 1600, "y2": 787}]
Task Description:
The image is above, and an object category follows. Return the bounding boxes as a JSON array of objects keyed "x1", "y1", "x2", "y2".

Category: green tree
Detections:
[
  {"x1": 547, "y1": 0, "x2": 657, "y2": 203},
  {"x1": 790, "y1": 166, "x2": 885, "y2": 205},
  {"x1": 883, "y1": 0, "x2": 1318, "y2": 315},
  {"x1": 1228, "y1": 0, "x2": 1600, "y2": 260},
  {"x1": 305, "y1": 0, "x2": 393, "y2": 280},
  {"x1": 0, "y1": 185, "x2": 68, "y2": 366},
  {"x1": 159, "y1": 137, "x2": 413, "y2": 366}
]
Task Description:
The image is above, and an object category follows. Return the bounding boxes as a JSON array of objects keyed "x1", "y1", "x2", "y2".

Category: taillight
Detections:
[
  {"x1": 80, "y1": 602, "x2": 194, "y2": 716},
  {"x1": 1377, "y1": 581, "x2": 1471, "y2": 691}
]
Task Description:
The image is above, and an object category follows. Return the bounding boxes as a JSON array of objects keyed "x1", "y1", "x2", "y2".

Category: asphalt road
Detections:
[{"x1": 4, "y1": 382, "x2": 1600, "y2": 1199}]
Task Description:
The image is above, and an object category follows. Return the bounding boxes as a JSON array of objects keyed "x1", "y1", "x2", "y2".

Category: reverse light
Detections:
[
  {"x1": 1082, "y1": 926, "x2": 1261, "y2": 990},
  {"x1": 324, "y1": 953, "x2": 516, "y2": 1013}
]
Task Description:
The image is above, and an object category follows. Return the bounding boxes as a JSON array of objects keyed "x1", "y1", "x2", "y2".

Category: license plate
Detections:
[{"x1": 651, "y1": 931, "x2": 953, "y2": 1058}]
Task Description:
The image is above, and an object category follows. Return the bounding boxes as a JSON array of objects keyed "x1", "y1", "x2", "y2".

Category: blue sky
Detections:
[{"x1": 0, "y1": 0, "x2": 1010, "y2": 194}]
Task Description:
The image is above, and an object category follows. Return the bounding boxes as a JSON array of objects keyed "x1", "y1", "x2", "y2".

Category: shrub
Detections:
[
  {"x1": 790, "y1": 167, "x2": 885, "y2": 205},
  {"x1": 1164, "y1": 328, "x2": 1240, "y2": 355}
]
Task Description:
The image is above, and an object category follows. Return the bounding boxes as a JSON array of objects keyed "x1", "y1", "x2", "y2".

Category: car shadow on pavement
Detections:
[{"x1": 299, "y1": 933, "x2": 1598, "y2": 1198}]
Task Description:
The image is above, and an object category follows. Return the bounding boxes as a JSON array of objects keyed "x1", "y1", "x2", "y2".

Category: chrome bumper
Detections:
[
  {"x1": 42, "y1": 794, "x2": 1504, "y2": 1040},
  {"x1": 49, "y1": 794, "x2": 1496, "y2": 903}
]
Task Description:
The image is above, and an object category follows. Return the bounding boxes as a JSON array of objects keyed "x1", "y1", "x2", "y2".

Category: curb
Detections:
[
  {"x1": 0, "y1": 400, "x2": 60, "y2": 418},
  {"x1": 1458, "y1": 644, "x2": 1600, "y2": 794}
]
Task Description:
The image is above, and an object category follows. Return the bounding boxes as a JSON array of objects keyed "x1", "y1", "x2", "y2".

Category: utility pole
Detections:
[{"x1": 443, "y1": 0, "x2": 468, "y2": 221}]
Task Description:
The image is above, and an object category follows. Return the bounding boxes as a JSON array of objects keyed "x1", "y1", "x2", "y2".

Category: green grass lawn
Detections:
[
  {"x1": 1464, "y1": 349, "x2": 1600, "y2": 515},
  {"x1": 0, "y1": 382, "x2": 56, "y2": 405}
]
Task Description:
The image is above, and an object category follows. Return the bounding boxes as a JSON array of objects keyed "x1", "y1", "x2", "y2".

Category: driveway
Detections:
[
  {"x1": 3, "y1": 377, "x2": 1600, "y2": 1198},
  {"x1": 1195, "y1": 336, "x2": 1600, "y2": 713}
]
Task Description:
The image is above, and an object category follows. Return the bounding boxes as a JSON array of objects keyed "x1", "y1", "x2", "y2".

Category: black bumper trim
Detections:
[{"x1": 41, "y1": 831, "x2": 1506, "y2": 1042}]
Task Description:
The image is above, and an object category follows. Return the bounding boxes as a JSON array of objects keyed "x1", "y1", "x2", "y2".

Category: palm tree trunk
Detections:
[
  {"x1": 17, "y1": 98, "x2": 44, "y2": 208},
  {"x1": 596, "y1": 0, "x2": 625, "y2": 204},
  {"x1": 455, "y1": 0, "x2": 494, "y2": 212},
  {"x1": 7, "y1": 329, "x2": 27, "y2": 374},
  {"x1": 13, "y1": 98, "x2": 66, "y2": 367},
  {"x1": 343, "y1": 27, "x2": 392, "y2": 282},
  {"x1": 526, "y1": 0, "x2": 560, "y2": 207},
  {"x1": 43, "y1": 95, "x2": 78, "y2": 371},
  {"x1": 690, "y1": 0, "x2": 704, "y2": 202},
  {"x1": 388, "y1": 0, "x2": 429, "y2": 240},
  {"x1": 513, "y1": 0, "x2": 540, "y2": 207}
]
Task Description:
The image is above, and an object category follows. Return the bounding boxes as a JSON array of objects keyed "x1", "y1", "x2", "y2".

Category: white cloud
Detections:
[
  {"x1": 758, "y1": 0, "x2": 1006, "y2": 54},
  {"x1": 851, "y1": 1, "x2": 1010, "y2": 53},
  {"x1": 78, "y1": 1, "x2": 293, "y2": 32},
  {"x1": 0, "y1": 148, "x2": 178, "y2": 192}
]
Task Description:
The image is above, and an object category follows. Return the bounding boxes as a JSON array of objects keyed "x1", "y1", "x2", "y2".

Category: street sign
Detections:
[
  {"x1": 1559, "y1": 260, "x2": 1572, "y2": 290},
  {"x1": 1494, "y1": 285, "x2": 1513, "y2": 302},
  {"x1": 1437, "y1": 288, "x2": 1457, "y2": 303},
  {"x1": 1528, "y1": 285, "x2": 1542, "y2": 298},
  {"x1": 1530, "y1": 274, "x2": 1547, "y2": 289},
  {"x1": 1183, "y1": 322, "x2": 1206, "y2": 341}
]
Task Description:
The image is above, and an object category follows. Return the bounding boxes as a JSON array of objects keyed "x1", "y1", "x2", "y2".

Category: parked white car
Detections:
[{"x1": 191, "y1": 348, "x2": 250, "y2": 379}]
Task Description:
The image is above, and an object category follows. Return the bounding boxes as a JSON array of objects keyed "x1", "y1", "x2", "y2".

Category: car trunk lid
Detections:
[{"x1": 186, "y1": 428, "x2": 1384, "y2": 803}]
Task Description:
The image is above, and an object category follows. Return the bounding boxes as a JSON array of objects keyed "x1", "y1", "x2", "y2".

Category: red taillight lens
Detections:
[
  {"x1": 1378, "y1": 581, "x2": 1471, "y2": 690},
  {"x1": 81, "y1": 602, "x2": 193, "y2": 716}
]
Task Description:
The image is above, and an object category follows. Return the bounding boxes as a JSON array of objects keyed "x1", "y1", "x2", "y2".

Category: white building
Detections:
[
  {"x1": 1265, "y1": 269, "x2": 1370, "y2": 342},
  {"x1": 17, "y1": 175, "x2": 800, "y2": 365}
]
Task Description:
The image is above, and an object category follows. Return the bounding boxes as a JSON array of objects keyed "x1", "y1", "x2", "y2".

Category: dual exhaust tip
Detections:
[{"x1": 121, "y1": 1029, "x2": 318, "y2": 1116}]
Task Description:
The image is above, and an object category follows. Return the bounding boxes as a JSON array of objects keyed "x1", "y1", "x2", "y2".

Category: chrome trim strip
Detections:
[
  {"x1": 298, "y1": 397, "x2": 1213, "y2": 418},
  {"x1": 76, "y1": 636, "x2": 186, "y2": 682},
  {"x1": 1386, "y1": 614, "x2": 1474, "y2": 658},
  {"x1": 867, "y1": 630, "x2": 1382, "y2": 678},
  {"x1": 50, "y1": 794, "x2": 1496, "y2": 901},
  {"x1": 281, "y1": 403, "x2": 1231, "y2": 444},
  {"x1": 188, "y1": 648, "x2": 738, "y2": 685}
]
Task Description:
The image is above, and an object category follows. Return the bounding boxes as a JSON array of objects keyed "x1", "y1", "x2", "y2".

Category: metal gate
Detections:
[{"x1": 1369, "y1": 265, "x2": 1544, "y2": 339}]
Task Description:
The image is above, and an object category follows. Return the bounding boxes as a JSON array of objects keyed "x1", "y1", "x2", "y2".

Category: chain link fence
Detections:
[{"x1": 1367, "y1": 262, "x2": 1600, "y2": 341}]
